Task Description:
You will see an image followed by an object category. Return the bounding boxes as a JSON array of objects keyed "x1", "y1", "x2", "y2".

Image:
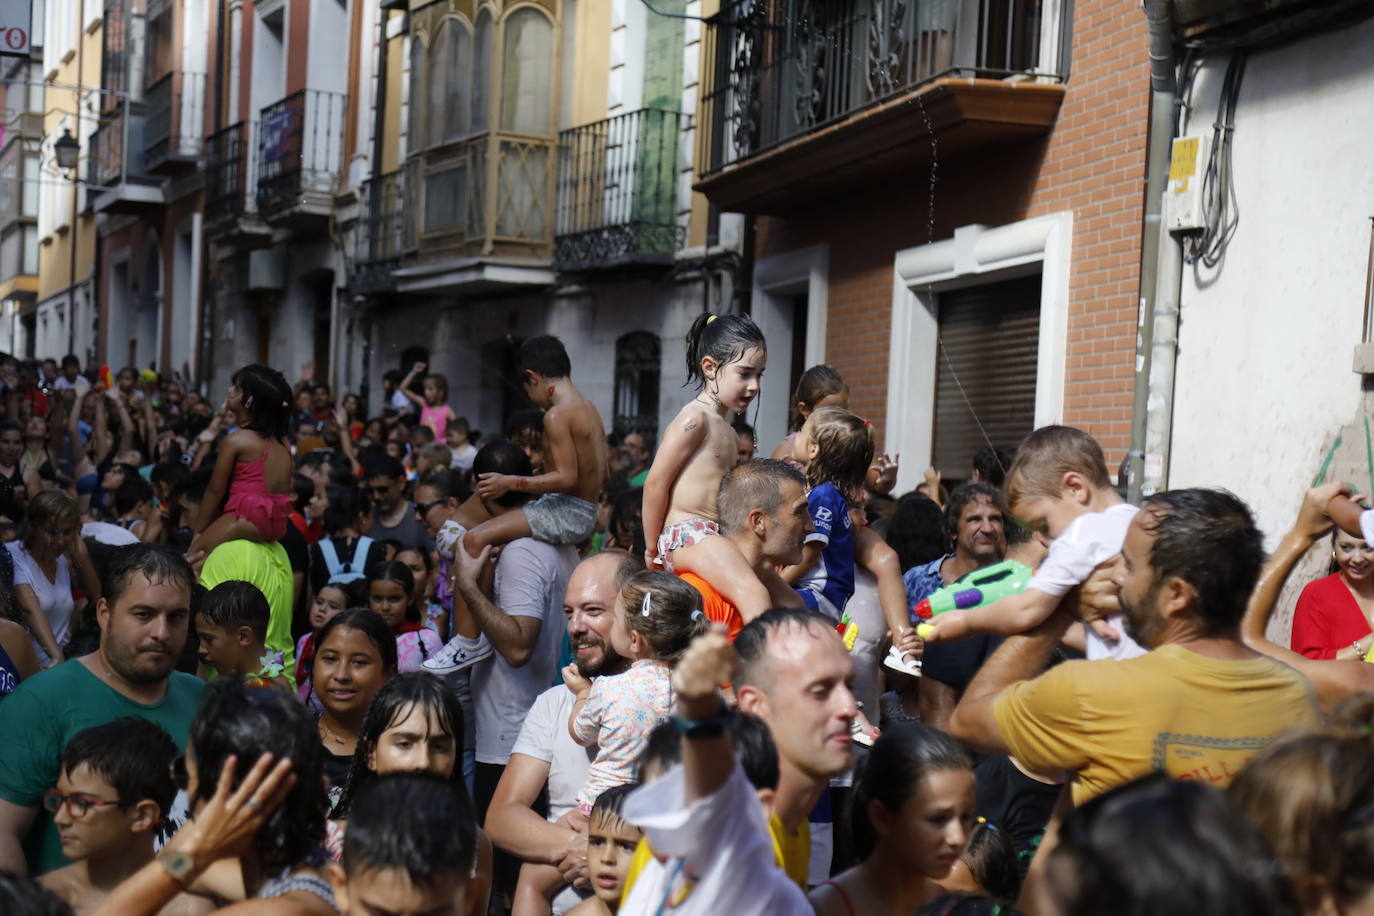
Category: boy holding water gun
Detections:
[{"x1": 922, "y1": 426, "x2": 1146, "y2": 660}]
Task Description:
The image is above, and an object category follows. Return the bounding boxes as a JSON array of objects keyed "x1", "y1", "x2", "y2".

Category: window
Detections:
[
  {"x1": 472, "y1": 12, "x2": 491, "y2": 133},
  {"x1": 144, "y1": 0, "x2": 173, "y2": 86},
  {"x1": 408, "y1": 36, "x2": 426, "y2": 150},
  {"x1": 423, "y1": 164, "x2": 468, "y2": 233},
  {"x1": 499, "y1": 8, "x2": 553, "y2": 135},
  {"x1": 429, "y1": 18, "x2": 472, "y2": 147},
  {"x1": 614, "y1": 332, "x2": 661, "y2": 445}
]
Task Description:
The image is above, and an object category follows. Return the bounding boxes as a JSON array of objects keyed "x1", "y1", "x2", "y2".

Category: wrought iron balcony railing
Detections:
[
  {"x1": 256, "y1": 89, "x2": 346, "y2": 219},
  {"x1": 555, "y1": 108, "x2": 687, "y2": 270},
  {"x1": 88, "y1": 102, "x2": 148, "y2": 187},
  {"x1": 354, "y1": 169, "x2": 405, "y2": 294},
  {"x1": 145, "y1": 71, "x2": 206, "y2": 171},
  {"x1": 700, "y1": 0, "x2": 1067, "y2": 176},
  {"x1": 205, "y1": 120, "x2": 260, "y2": 226}
]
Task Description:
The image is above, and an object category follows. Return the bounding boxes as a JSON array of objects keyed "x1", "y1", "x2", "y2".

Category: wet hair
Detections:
[
  {"x1": 59, "y1": 718, "x2": 178, "y2": 824},
  {"x1": 590, "y1": 783, "x2": 637, "y2": 827},
  {"x1": 1229, "y1": 723, "x2": 1374, "y2": 911},
  {"x1": 323, "y1": 484, "x2": 371, "y2": 535},
  {"x1": 0, "y1": 872, "x2": 75, "y2": 916},
  {"x1": 22, "y1": 490, "x2": 79, "y2": 556},
  {"x1": 802, "y1": 407, "x2": 874, "y2": 505},
  {"x1": 608, "y1": 488, "x2": 645, "y2": 556},
  {"x1": 1004, "y1": 426, "x2": 1113, "y2": 509},
  {"x1": 113, "y1": 476, "x2": 154, "y2": 517},
  {"x1": 368, "y1": 560, "x2": 418, "y2": 622},
  {"x1": 789, "y1": 364, "x2": 848, "y2": 432},
  {"x1": 1050, "y1": 774, "x2": 1298, "y2": 916},
  {"x1": 884, "y1": 494, "x2": 950, "y2": 571},
  {"x1": 198, "y1": 580, "x2": 270, "y2": 643},
  {"x1": 102, "y1": 543, "x2": 196, "y2": 610},
  {"x1": 342, "y1": 772, "x2": 477, "y2": 888},
  {"x1": 851, "y1": 723, "x2": 970, "y2": 860},
  {"x1": 1137, "y1": 488, "x2": 1263, "y2": 633},
  {"x1": 617, "y1": 570, "x2": 709, "y2": 663},
  {"x1": 504, "y1": 409, "x2": 545, "y2": 441},
  {"x1": 471, "y1": 439, "x2": 533, "y2": 508},
  {"x1": 0, "y1": 419, "x2": 21, "y2": 437},
  {"x1": 717, "y1": 458, "x2": 806, "y2": 537},
  {"x1": 189, "y1": 678, "x2": 327, "y2": 872},
  {"x1": 314, "y1": 607, "x2": 399, "y2": 678},
  {"x1": 423, "y1": 373, "x2": 449, "y2": 402},
  {"x1": 734, "y1": 606, "x2": 834, "y2": 693},
  {"x1": 415, "y1": 469, "x2": 470, "y2": 503},
  {"x1": 972, "y1": 445, "x2": 1016, "y2": 489},
  {"x1": 151, "y1": 461, "x2": 188, "y2": 490},
  {"x1": 637, "y1": 710, "x2": 779, "y2": 789},
  {"x1": 684, "y1": 312, "x2": 766, "y2": 390},
  {"x1": 361, "y1": 454, "x2": 405, "y2": 483},
  {"x1": 333, "y1": 671, "x2": 470, "y2": 819},
  {"x1": 960, "y1": 820, "x2": 1021, "y2": 901},
  {"x1": 517, "y1": 335, "x2": 572, "y2": 379},
  {"x1": 231, "y1": 364, "x2": 293, "y2": 441},
  {"x1": 917, "y1": 894, "x2": 1026, "y2": 916},
  {"x1": 944, "y1": 482, "x2": 1006, "y2": 543}
]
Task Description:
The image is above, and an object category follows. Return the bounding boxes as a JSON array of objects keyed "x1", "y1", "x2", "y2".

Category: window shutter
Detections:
[{"x1": 932, "y1": 273, "x2": 1041, "y2": 479}]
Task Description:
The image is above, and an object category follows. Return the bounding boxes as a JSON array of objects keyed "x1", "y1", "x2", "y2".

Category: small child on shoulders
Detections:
[{"x1": 924, "y1": 425, "x2": 1145, "y2": 660}]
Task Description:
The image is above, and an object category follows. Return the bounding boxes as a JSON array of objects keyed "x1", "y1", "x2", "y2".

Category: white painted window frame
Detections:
[
  {"x1": 749, "y1": 243, "x2": 828, "y2": 455},
  {"x1": 885, "y1": 212, "x2": 1073, "y2": 493}
]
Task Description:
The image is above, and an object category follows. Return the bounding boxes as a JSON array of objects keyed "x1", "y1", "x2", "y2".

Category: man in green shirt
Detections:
[
  {"x1": 0, "y1": 544, "x2": 204, "y2": 875},
  {"x1": 624, "y1": 432, "x2": 652, "y2": 488}
]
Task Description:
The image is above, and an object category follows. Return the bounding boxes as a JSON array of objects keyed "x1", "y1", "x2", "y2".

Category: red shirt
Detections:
[
  {"x1": 1290, "y1": 572, "x2": 1371, "y2": 660},
  {"x1": 678, "y1": 572, "x2": 743, "y2": 642}
]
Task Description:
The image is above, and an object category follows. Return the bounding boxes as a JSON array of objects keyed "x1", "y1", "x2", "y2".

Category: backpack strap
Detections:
[
  {"x1": 349, "y1": 536, "x2": 373, "y2": 574},
  {"x1": 319, "y1": 539, "x2": 344, "y2": 579}
]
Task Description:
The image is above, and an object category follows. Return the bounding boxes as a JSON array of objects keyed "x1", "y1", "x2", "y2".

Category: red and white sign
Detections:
[{"x1": 0, "y1": 0, "x2": 30, "y2": 56}]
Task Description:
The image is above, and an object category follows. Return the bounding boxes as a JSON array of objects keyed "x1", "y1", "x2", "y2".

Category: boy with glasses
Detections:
[{"x1": 39, "y1": 718, "x2": 210, "y2": 914}]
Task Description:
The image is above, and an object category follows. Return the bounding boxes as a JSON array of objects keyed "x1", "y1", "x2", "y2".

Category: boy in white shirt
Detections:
[
  {"x1": 618, "y1": 628, "x2": 809, "y2": 915},
  {"x1": 924, "y1": 426, "x2": 1145, "y2": 660}
]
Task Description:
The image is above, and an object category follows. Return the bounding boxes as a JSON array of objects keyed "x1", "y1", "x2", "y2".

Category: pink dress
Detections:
[
  {"x1": 225, "y1": 442, "x2": 293, "y2": 541},
  {"x1": 420, "y1": 403, "x2": 450, "y2": 439}
]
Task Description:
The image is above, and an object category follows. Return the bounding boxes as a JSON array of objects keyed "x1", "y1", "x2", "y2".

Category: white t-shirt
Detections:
[
  {"x1": 471, "y1": 538, "x2": 576, "y2": 764},
  {"x1": 620, "y1": 763, "x2": 811, "y2": 916},
  {"x1": 82, "y1": 521, "x2": 140, "y2": 546},
  {"x1": 8, "y1": 541, "x2": 73, "y2": 667},
  {"x1": 1359, "y1": 509, "x2": 1374, "y2": 548},
  {"x1": 389, "y1": 389, "x2": 411, "y2": 414},
  {"x1": 450, "y1": 443, "x2": 478, "y2": 472},
  {"x1": 1028, "y1": 503, "x2": 1145, "y2": 661},
  {"x1": 53, "y1": 375, "x2": 91, "y2": 397},
  {"x1": 510, "y1": 684, "x2": 598, "y2": 915}
]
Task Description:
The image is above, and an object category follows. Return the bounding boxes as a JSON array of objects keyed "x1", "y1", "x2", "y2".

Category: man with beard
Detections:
[
  {"x1": 484, "y1": 549, "x2": 640, "y2": 914},
  {"x1": 0, "y1": 544, "x2": 203, "y2": 874},
  {"x1": 948, "y1": 488, "x2": 1319, "y2": 802}
]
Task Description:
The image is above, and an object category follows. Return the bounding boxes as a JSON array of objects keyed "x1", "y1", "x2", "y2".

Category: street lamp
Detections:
[{"x1": 54, "y1": 128, "x2": 79, "y2": 172}]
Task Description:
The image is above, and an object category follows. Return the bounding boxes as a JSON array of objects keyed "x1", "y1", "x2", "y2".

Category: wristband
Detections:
[
  {"x1": 1355, "y1": 640, "x2": 1366, "y2": 657},
  {"x1": 673, "y1": 705, "x2": 729, "y2": 741}
]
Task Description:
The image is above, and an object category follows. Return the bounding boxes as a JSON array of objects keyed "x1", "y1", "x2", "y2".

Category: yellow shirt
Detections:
[
  {"x1": 621, "y1": 812, "x2": 811, "y2": 903},
  {"x1": 993, "y1": 643, "x2": 1319, "y2": 805}
]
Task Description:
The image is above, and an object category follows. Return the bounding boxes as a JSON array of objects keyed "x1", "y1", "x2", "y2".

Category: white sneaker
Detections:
[
  {"x1": 850, "y1": 718, "x2": 875, "y2": 747},
  {"x1": 423, "y1": 634, "x2": 494, "y2": 674},
  {"x1": 883, "y1": 644, "x2": 922, "y2": 678}
]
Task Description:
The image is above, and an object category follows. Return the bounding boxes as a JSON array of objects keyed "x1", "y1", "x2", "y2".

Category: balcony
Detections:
[
  {"x1": 256, "y1": 89, "x2": 346, "y2": 225},
  {"x1": 390, "y1": 131, "x2": 557, "y2": 294},
  {"x1": 205, "y1": 121, "x2": 270, "y2": 245},
  {"x1": 145, "y1": 71, "x2": 207, "y2": 173},
  {"x1": 353, "y1": 169, "x2": 405, "y2": 296},
  {"x1": 696, "y1": 0, "x2": 1070, "y2": 214},
  {"x1": 87, "y1": 101, "x2": 163, "y2": 214},
  {"x1": 555, "y1": 108, "x2": 688, "y2": 272}
]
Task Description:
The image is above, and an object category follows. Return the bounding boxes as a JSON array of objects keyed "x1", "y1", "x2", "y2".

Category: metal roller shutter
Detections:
[{"x1": 932, "y1": 273, "x2": 1041, "y2": 479}]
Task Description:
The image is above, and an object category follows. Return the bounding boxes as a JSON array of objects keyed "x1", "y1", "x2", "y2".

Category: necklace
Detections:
[{"x1": 317, "y1": 718, "x2": 350, "y2": 749}]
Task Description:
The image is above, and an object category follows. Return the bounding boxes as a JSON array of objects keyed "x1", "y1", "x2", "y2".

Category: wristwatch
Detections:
[
  {"x1": 157, "y1": 849, "x2": 197, "y2": 887},
  {"x1": 674, "y1": 700, "x2": 730, "y2": 740}
]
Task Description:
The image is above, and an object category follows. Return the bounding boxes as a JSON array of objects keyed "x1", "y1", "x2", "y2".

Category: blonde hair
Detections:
[
  {"x1": 1004, "y1": 425, "x2": 1113, "y2": 509},
  {"x1": 803, "y1": 407, "x2": 874, "y2": 505}
]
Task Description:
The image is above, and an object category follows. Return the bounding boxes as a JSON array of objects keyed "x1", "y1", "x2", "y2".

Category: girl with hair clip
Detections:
[
  {"x1": 516, "y1": 572, "x2": 708, "y2": 914},
  {"x1": 810, "y1": 723, "x2": 977, "y2": 916},
  {"x1": 189, "y1": 364, "x2": 295, "y2": 558},
  {"x1": 642, "y1": 313, "x2": 777, "y2": 622}
]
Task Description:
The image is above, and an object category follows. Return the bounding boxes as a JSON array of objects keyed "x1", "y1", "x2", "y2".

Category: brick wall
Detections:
[{"x1": 755, "y1": 0, "x2": 1150, "y2": 464}]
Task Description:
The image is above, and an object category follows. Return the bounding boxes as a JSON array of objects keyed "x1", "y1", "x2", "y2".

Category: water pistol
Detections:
[
  {"x1": 835, "y1": 614, "x2": 859, "y2": 652},
  {"x1": 913, "y1": 560, "x2": 1034, "y2": 639},
  {"x1": 96, "y1": 365, "x2": 114, "y2": 391}
]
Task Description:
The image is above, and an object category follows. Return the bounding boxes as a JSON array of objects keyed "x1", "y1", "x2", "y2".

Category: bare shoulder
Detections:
[
  {"x1": 669, "y1": 402, "x2": 712, "y2": 434},
  {"x1": 163, "y1": 891, "x2": 219, "y2": 916}
]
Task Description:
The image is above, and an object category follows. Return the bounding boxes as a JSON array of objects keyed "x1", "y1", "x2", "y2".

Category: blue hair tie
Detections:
[{"x1": 691, "y1": 610, "x2": 703, "y2": 621}]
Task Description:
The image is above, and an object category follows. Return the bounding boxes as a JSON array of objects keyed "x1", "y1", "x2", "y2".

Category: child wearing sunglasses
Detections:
[{"x1": 39, "y1": 717, "x2": 212, "y2": 914}]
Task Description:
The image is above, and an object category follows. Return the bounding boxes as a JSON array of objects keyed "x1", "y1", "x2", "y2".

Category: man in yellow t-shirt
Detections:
[{"x1": 950, "y1": 488, "x2": 1319, "y2": 805}]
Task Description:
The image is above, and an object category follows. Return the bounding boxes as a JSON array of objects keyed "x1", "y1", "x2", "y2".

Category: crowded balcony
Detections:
[
  {"x1": 554, "y1": 108, "x2": 688, "y2": 272},
  {"x1": 205, "y1": 121, "x2": 270, "y2": 244},
  {"x1": 256, "y1": 89, "x2": 347, "y2": 225},
  {"x1": 696, "y1": 0, "x2": 1071, "y2": 213},
  {"x1": 145, "y1": 71, "x2": 207, "y2": 173}
]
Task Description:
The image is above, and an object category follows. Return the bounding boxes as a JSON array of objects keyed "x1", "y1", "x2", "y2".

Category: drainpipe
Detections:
[{"x1": 1126, "y1": 0, "x2": 1183, "y2": 501}]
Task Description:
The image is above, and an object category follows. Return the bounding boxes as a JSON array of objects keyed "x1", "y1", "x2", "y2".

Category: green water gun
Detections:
[{"x1": 914, "y1": 560, "x2": 1034, "y2": 638}]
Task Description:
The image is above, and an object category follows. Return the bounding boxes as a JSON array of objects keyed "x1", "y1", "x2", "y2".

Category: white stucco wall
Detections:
[{"x1": 1167, "y1": 19, "x2": 1374, "y2": 544}]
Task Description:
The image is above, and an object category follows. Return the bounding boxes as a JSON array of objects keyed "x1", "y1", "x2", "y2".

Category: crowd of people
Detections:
[{"x1": 0, "y1": 327, "x2": 1372, "y2": 916}]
